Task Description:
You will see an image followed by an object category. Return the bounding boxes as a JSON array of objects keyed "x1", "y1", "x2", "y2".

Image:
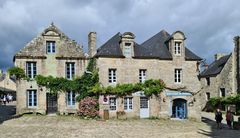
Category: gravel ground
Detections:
[{"x1": 1, "y1": 103, "x2": 240, "y2": 138}]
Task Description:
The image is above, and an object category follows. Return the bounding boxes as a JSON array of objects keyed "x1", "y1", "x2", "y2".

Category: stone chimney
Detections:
[
  {"x1": 214, "y1": 53, "x2": 225, "y2": 60},
  {"x1": 88, "y1": 32, "x2": 97, "y2": 58}
]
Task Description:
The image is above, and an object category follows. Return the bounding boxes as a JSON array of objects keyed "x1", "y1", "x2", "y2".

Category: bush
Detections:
[{"x1": 78, "y1": 97, "x2": 99, "y2": 118}]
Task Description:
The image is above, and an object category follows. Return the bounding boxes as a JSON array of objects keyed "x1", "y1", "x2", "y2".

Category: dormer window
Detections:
[
  {"x1": 124, "y1": 42, "x2": 132, "y2": 57},
  {"x1": 46, "y1": 41, "x2": 55, "y2": 53},
  {"x1": 174, "y1": 42, "x2": 181, "y2": 55}
]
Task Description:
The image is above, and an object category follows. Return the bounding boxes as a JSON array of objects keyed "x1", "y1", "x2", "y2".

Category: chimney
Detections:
[
  {"x1": 88, "y1": 32, "x2": 97, "y2": 58},
  {"x1": 214, "y1": 53, "x2": 225, "y2": 60}
]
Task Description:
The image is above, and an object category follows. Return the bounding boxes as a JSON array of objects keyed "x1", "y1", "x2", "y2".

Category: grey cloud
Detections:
[{"x1": 0, "y1": 0, "x2": 240, "y2": 70}]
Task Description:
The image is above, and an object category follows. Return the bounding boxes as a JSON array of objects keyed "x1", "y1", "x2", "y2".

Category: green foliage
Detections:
[
  {"x1": 89, "y1": 79, "x2": 165, "y2": 97},
  {"x1": 7, "y1": 67, "x2": 25, "y2": 80},
  {"x1": 35, "y1": 75, "x2": 78, "y2": 93},
  {"x1": 32, "y1": 58, "x2": 98, "y2": 100},
  {"x1": 208, "y1": 94, "x2": 240, "y2": 114}
]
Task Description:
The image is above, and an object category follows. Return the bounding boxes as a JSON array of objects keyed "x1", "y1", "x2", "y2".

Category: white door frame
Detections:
[{"x1": 140, "y1": 97, "x2": 149, "y2": 118}]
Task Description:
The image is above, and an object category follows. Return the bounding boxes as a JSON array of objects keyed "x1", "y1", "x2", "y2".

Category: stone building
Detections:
[
  {"x1": 14, "y1": 23, "x2": 92, "y2": 115},
  {"x1": 199, "y1": 36, "x2": 240, "y2": 110},
  {"x1": 95, "y1": 30, "x2": 202, "y2": 120},
  {"x1": 0, "y1": 72, "x2": 16, "y2": 98}
]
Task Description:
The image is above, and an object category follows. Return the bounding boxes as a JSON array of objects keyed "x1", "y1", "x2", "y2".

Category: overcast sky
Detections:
[{"x1": 0, "y1": 0, "x2": 239, "y2": 71}]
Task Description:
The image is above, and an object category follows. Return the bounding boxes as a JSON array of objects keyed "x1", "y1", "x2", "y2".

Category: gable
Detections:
[{"x1": 14, "y1": 23, "x2": 85, "y2": 60}]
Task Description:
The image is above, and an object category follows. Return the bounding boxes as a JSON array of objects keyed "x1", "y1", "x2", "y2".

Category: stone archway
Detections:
[{"x1": 172, "y1": 98, "x2": 187, "y2": 119}]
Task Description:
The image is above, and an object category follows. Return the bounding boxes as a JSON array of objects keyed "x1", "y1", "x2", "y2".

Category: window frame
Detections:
[
  {"x1": 174, "y1": 69, "x2": 182, "y2": 84},
  {"x1": 139, "y1": 69, "x2": 147, "y2": 83},
  {"x1": 124, "y1": 97, "x2": 133, "y2": 111},
  {"x1": 206, "y1": 77, "x2": 210, "y2": 86},
  {"x1": 174, "y1": 41, "x2": 181, "y2": 55},
  {"x1": 206, "y1": 92, "x2": 210, "y2": 101},
  {"x1": 27, "y1": 90, "x2": 37, "y2": 108},
  {"x1": 46, "y1": 41, "x2": 56, "y2": 53},
  {"x1": 108, "y1": 69, "x2": 117, "y2": 84},
  {"x1": 124, "y1": 42, "x2": 132, "y2": 57},
  {"x1": 109, "y1": 97, "x2": 117, "y2": 111},
  {"x1": 26, "y1": 62, "x2": 37, "y2": 79},
  {"x1": 66, "y1": 62, "x2": 75, "y2": 80},
  {"x1": 220, "y1": 88, "x2": 226, "y2": 97},
  {"x1": 67, "y1": 91, "x2": 76, "y2": 107}
]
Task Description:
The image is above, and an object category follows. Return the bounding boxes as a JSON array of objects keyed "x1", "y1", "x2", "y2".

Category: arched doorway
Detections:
[{"x1": 172, "y1": 98, "x2": 187, "y2": 119}]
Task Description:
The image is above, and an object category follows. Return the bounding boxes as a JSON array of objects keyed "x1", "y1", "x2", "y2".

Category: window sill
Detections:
[{"x1": 124, "y1": 110, "x2": 133, "y2": 112}]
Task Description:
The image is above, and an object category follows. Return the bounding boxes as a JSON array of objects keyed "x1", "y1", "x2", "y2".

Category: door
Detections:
[
  {"x1": 47, "y1": 93, "x2": 58, "y2": 114},
  {"x1": 172, "y1": 98, "x2": 187, "y2": 119},
  {"x1": 140, "y1": 97, "x2": 149, "y2": 118}
]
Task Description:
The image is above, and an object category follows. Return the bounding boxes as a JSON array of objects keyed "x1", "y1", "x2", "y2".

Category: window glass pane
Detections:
[
  {"x1": 109, "y1": 98, "x2": 116, "y2": 110},
  {"x1": 124, "y1": 98, "x2": 127, "y2": 110},
  {"x1": 33, "y1": 91, "x2": 37, "y2": 106}
]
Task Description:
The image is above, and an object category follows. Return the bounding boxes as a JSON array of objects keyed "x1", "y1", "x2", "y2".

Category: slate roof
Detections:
[
  {"x1": 200, "y1": 54, "x2": 231, "y2": 77},
  {"x1": 95, "y1": 33, "x2": 124, "y2": 58},
  {"x1": 95, "y1": 30, "x2": 202, "y2": 60},
  {"x1": 0, "y1": 74, "x2": 16, "y2": 83}
]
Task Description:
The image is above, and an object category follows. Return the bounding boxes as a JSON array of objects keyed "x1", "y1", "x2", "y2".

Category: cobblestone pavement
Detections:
[{"x1": 1, "y1": 103, "x2": 240, "y2": 138}]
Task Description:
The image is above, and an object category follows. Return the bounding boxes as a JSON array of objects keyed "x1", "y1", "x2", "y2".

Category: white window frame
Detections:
[
  {"x1": 108, "y1": 69, "x2": 116, "y2": 84},
  {"x1": 124, "y1": 97, "x2": 133, "y2": 111},
  {"x1": 174, "y1": 69, "x2": 182, "y2": 84},
  {"x1": 109, "y1": 97, "x2": 117, "y2": 111},
  {"x1": 26, "y1": 62, "x2": 37, "y2": 79},
  {"x1": 46, "y1": 41, "x2": 56, "y2": 53},
  {"x1": 124, "y1": 42, "x2": 132, "y2": 57},
  {"x1": 27, "y1": 90, "x2": 37, "y2": 108},
  {"x1": 174, "y1": 41, "x2": 181, "y2": 55},
  {"x1": 67, "y1": 91, "x2": 76, "y2": 107},
  {"x1": 66, "y1": 62, "x2": 75, "y2": 80},
  {"x1": 139, "y1": 69, "x2": 146, "y2": 83}
]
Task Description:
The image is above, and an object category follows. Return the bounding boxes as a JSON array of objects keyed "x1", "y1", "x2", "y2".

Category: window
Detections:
[
  {"x1": 140, "y1": 97, "x2": 148, "y2": 109},
  {"x1": 109, "y1": 97, "x2": 117, "y2": 111},
  {"x1": 139, "y1": 69, "x2": 146, "y2": 83},
  {"x1": 67, "y1": 91, "x2": 76, "y2": 106},
  {"x1": 46, "y1": 41, "x2": 55, "y2": 53},
  {"x1": 206, "y1": 77, "x2": 210, "y2": 86},
  {"x1": 124, "y1": 97, "x2": 133, "y2": 111},
  {"x1": 220, "y1": 88, "x2": 225, "y2": 97},
  {"x1": 174, "y1": 69, "x2": 182, "y2": 83},
  {"x1": 26, "y1": 62, "x2": 37, "y2": 79},
  {"x1": 124, "y1": 42, "x2": 132, "y2": 57},
  {"x1": 27, "y1": 90, "x2": 37, "y2": 108},
  {"x1": 108, "y1": 69, "x2": 116, "y2": 84},
  {"x1": 66, "y1": 62, "x2": 75, "y2": 80},
  {"x1": 206, "y1": 92, "x2": 210, "y2": 101},
  {"x1": 174, "y1": 42, "x2": 181, "y2": 55}
]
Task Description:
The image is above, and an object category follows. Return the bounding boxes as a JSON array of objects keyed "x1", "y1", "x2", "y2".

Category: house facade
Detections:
[
  {"x1": 14, "y1": 23, "x2": 92, "y2": 115},
  {"x1": 199, "y1": 36, "x2": 240, "y2": 110},
  {"x1": 0, "y1": 72, "x2": 16, "y2": 98},
  {"x1": 95, "y1": 31, "x2": 203, "y2": 120}
]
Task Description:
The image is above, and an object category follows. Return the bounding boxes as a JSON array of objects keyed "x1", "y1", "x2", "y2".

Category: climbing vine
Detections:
[
  {"x1": 7, "y1": 67, "x2": 25, "y2": 80},
  {"x1": 35, "y1": 58, "x2": 99, "y2": 97},
  {"x1": 89, "y1": 79, "x2": 165, "y2": 97}
]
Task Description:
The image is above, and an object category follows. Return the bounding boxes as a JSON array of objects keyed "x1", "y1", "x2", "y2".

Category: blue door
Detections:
[{"x1": 172, "y1": 99, "x2": 187, "y2": 119}]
